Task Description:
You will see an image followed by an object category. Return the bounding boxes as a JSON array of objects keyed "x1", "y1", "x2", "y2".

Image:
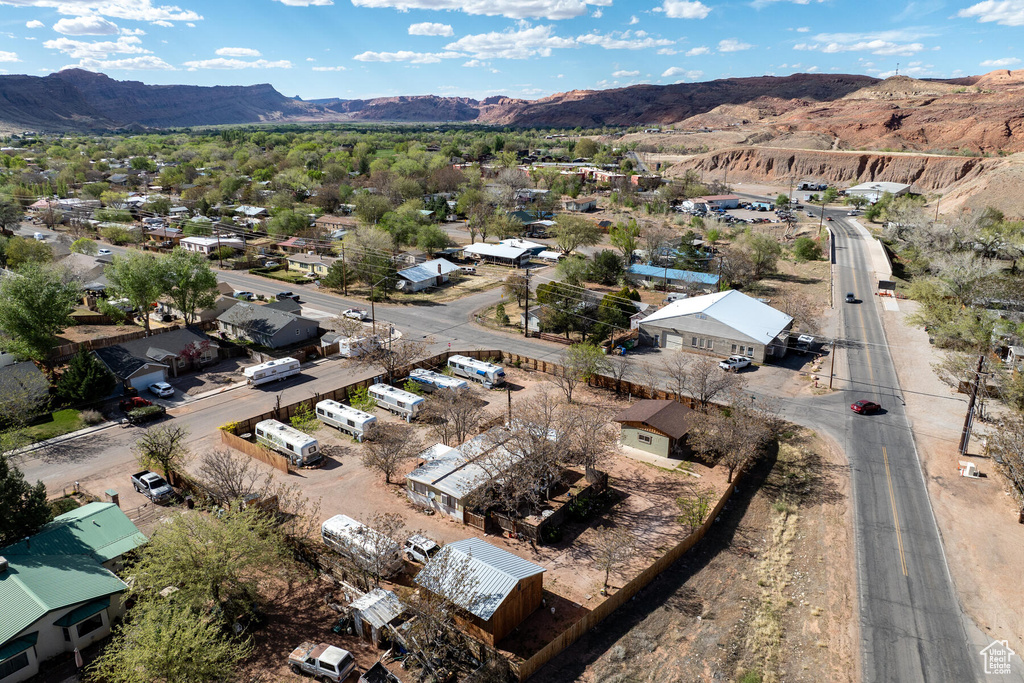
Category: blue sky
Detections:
[{"x1": 0, "y1": 0, "x2": 1021, "y2": 101}]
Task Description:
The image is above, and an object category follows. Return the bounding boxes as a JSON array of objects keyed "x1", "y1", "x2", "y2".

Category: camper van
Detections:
[
  {"x1": 315, "y1": 400, "x2": 377, "y2": 441},
  {"x1": 407, "y1": 368, "x2": 470, "y2": 393},
  {"x1": 254, "y1": 419, "x2": 321, "y2": 467},
  {"x1": 367, "y1": 384, "x2": 424, "y2": 422},
  {"x1": 337, "y1": 336, "x2": 377, "y2": 359},
  {"x1": 321, "y1": 514, "x2": 404, "y2": 578},
  {"x1": 244, "y1": 357, "x2": 301, "y2": 386},
  {"x1": 447, "y1": 355, "x2": 506, "y2": 388}
]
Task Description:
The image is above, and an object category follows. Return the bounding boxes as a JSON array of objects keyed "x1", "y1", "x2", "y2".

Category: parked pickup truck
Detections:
[
  {"x1": 131, "y1": 470, "x2": 174, "y2": 504},
  {"x1": 119, "y1": 396, "x2": 152, "y2": 412},
  {"x1": 288, "y1": 642, "x2": 356, "y2": 682},
  {"x1": 718, "y1": 355, "x2": 752, "y2": 371}
]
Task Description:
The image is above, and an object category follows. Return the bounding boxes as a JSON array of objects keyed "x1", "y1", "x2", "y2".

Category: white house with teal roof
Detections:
[{"x1": 0, "y1": 503, "x2": 147, "y2": 683}]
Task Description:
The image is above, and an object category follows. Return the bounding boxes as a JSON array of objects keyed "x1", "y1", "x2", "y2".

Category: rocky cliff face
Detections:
[{"x1": 667, "y1": 147, "x2": 998, "y2": 192}]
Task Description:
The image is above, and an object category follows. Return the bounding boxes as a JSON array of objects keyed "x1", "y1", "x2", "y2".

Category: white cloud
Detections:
[
  {"x1": 462, "y1": 58, "x2": 488, "y2": 67},
  {"x1": 151, "y1": 19, "x2": 173, "y2": 26},
  {"x1": 445, "y1": 25, "x2": 574, "y2": 59},
  {"x1": 661, "y1": 66, "x2": 703, "y2": 80},
  {"x1": 576, "y1": 29, "x2": 675, "y2": 50},
  {"x1": 612, "y1": 69, "x2": 639, "y2": 77},
  {"x1": 43, "y1": 35, "x2": 148, "y2": 59},
  {"x1": 657, "y1": 47, "x2": 678, "y2": 54},
  {"x1": 272, "y1": 0, "x2": 333, "y2": 4},
  {"x1": 1, "y1": 1, "x2": 203, "y2": 23},
  {"x1": 25, "y1": 19, "x2": 44, "y2": 28},
  {"x1": 312, "y1": 65, "x2": 346, "y2": 70},
  {"x1": 657, "y1": 0, "x2": 711, "y2": 19},
  {"x1": 408, "y1": 22, "x2": 454, "y2": 36},
  {"x1": 794, "y1": 29, "x2": 930, "y2": 56},
  {"x1": 796, "y1": 26, "x2": 809, "y2": 32},
  {"x1": 0, "y1": 51, "x2": 20, "y2": 62},
  {"x1": 591, "y1": 8, "x2": 602, "y2": 17},
  {"x1": 353, "y1": 50, "x2": 463, "y2": 63},
  {"x1": 306, "y1": 57, "x2": 316, "y2": 61},
  {"x1": 52, "y1": 14, "x2": 119, "y2": 34},
  {"x1": 685, "y1": 45, "x2": 709, "y2": 56},
  {"x1": 349, "y1": 0, "x2": 612, "y2": 20},
  {"x1": 185, "y1": 22, "x2": 194, "y2": 26},
  {"x1": 215, "y1": 47, "x2": 261, "y2": 57},
  {"x1": 718, "y1": 38, "x2": 753, "y2": 52},
  {"x1": 120, "y1": 27, "x2": 145, "y2": 35},
  {"x1": 183, "y1": 57, "x2": 293, "y2": 69},
  {"x1": 629, "y1": 14, "x2": 639, "y2": 23},
  {"x1": 63, "y1": 54, "x2": 173, "y2": 70},
  {"x1": 959, "y1": 0, "x2": 1024, "y2": 26},
  {"x1": 750, "y1": 0, "x2": 824, "y2": 6},
  {"x1": 980, "y1": 56, "x2": 1022, "y2": 66}
]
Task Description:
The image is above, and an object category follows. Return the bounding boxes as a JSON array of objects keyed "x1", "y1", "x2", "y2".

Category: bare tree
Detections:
[
  {"x1": 361, "y1": 422, "x2": 422, "y2": 485},
  {"x1": 134, "y1": 425, "x2": 191, "y2": 481},
  {"x1": 422, "y1": 389, "x2": 488, "y2": 447},
  {"x1": 662, "y1": 351, "x2": 690, "y2": 401},
  {"x1": 502, "y1": 272, "x2": 529, "y2": 308},
  {"x1": 592, "y1": 526, "x2": 637, "y2": 591},
  {"x1": 561, "y1": 403, "x2": 615, "y2": 471},
  {"x1": 640, "y1": 224, "x2": 675, "y2": 264},
  {"x1": 986, "y1": 413, "x2": 1024, "y2": 510},
  {"x1": 358, "y1": 337, "x2": 428, "y2": 385},
  {"x1": 549, "y1": 342, "x2": 608, "y2": 403},
  {"x1": 682, "y1": 355, "x2": 744, "y2": 411},
  {"x1": 676, "y1": 487, "x2": 715, "y2": 533},
  {"x1": 196, "y1": 448, "x2": 273, "y2": 504},
  {"x1": 687, "y1": 392, "x2": 772, "y2": 482},
  {"x1": 605, "y1": 354, "x2": 632, "y2": 395},
  {"x1": 776, "y1": 293, "x2": 820, "y2": 336},
  {"x1": 494, "y1": 168, "x2": 530, "y2": 210},
  {"x1": 363, "y1": 511, "x2": 406, "y2": 587}
]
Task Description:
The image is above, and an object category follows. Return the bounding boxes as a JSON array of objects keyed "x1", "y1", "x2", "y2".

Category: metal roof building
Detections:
[
  {"x1": 627, "y1": 264, "x2": 720, "y2": 290},
  {"x1": 415, "y1": 537, "x2": 545, "y2": 645},
  {"x1": 396, "y1": 258, "x2": 461, "y2": 292},
  {"x1": 462, "y1": 242, "x2": 531, "y2": 267},
  {"x1": 845, "y1": 181, "x2": 912, "y2": 202}
]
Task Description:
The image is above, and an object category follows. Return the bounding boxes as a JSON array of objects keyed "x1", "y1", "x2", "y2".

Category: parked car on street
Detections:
[
  {"x1": 276, "y1": 291, "x2": 300, "y2": 301},
  {"x1": 97, "y1": 248, "x2": 113, "y2": 256},
  {"x1": 233, "y1": 290, "x2": 255, "y2": 301},
  {"x1": 850, "y1": 400, "x2": 881, "y2": 414},
  {"x1": 149, "y1": 381, "x2": 174, "y2": 398},
  {"x1": 288, "y1": 642, "x2": 356, "y2": 683},
  {"x1": 342, "y1": 308, "x2": 369, "y2": 321},
  {"x1": 119, "y1": 396, "x2": 152, "y2": 412},
  {"x1": 718, "y1": 355, "x2": 753, "y2": 371}
]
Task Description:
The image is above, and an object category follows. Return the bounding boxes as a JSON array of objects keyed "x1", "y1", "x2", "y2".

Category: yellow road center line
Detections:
[{"x1": 883, "y1": 447, "x2": 909, "y2": 576}]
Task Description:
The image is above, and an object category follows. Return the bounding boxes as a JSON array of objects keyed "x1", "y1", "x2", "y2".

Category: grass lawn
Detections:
[
  {"x1": 250, "y1": 268, "x2": 314, "y2": 285},
  {"x1": 25, "y1": 409, "x2": 85, "y2": 442}
]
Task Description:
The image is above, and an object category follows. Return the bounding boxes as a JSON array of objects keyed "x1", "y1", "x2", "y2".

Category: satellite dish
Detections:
[{"x1": 428, "y1": 491, "x2": 436, "y2": 500}]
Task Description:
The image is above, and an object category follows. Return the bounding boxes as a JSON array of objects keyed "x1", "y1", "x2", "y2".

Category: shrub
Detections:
[
  {"x1": 290, "y1": 403, "x2": 320, "y2": 434},
  {"x1": 792, "y1": 237, "x2": 823, "y2": 262},
  {"x1": 49, "y1": 497, "x2": 81, "y2": 516},
  {"x1": 403, "y1": 380, "x2": 424, "y2": 396},
  {"x1": 80, "y1": 409, "x2": 105, "y2": 425},
  {"x1": 348, "y1": 385, "x2": 377, "y2": 412},
  {"x1": 495, "y1": 302, "x2": 510, "y2": 326}
]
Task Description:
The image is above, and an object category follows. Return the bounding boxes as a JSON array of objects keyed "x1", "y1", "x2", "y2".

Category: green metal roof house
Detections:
[{"x1": 0, "y1": 503, "x2": 147, "y2": 683}]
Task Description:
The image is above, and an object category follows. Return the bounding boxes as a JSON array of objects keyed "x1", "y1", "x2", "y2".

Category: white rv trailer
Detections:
[
  {"x1": 315, "y1": 400, "x2": 377, "y2": 441},
  {"x1": 407, "y1": 368, "x2": 470, "y2": 393},
  {"x1": 367, "y1": 384, "x2": 424, "y2": 422},
  {"x1": 254, "y1": 419, "x2": 321, "y2": 467},
  {"x1": 244, "y1": 357, "x2": 300, "y2": 386},
  {"x1": 337, "y1": 336, "x2": 377, "y2": 359},
  {"x1": 447, "y1": 355, "x2": 506, "y2": 388},
  {"x1": 321, "y1": 514, "x2": 404, "y2": 578}
]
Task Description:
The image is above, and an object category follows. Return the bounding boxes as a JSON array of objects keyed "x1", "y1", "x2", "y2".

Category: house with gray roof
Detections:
[
  {"x1": 0, "y1": 503, "x2": 147, "y2": 683},
  {"x1": 93, "y1": 345, "x2": 168, "y2": 392},
  {"x1": 396, "y1": 258, "x2": 460, "y2": 293},
  {"x1": 216, "y1": 301, "x2": 320, "y2": 349},
  {"x1": 415, "y1": 537, "x2": 544, "y2": 645}
]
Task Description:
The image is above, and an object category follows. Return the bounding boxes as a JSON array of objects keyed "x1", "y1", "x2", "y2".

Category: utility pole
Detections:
[
  {"x1": 829, "y1": 340, "x2": 836, "y2": 389},
  {"x1": 507, "y1": 384, "x2": 512, "y2": 425},
  {"x1": 523, "y1": 265, "x2": 530, "y2": 337},
  {"x1": 341, "y1": 243, "x2": 348, "y2": 296},
  {"x1": 958, "y1": 354, "x2": 986, "y2": 456}
]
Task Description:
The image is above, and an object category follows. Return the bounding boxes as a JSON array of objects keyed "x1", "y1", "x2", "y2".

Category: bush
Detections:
[
  {"x1": 402, "y1": 380, "x2": 424, "y2": 396},
  {"x1": 495, "y1": 302, "x2": 510, "y2": 326},
  {"x1": 49, "y1": 496, "x2": 81, "y2": 516},
  {"x1": 348, "y1": 385, "x2": 377, "y2": 412},
  {"x1": 127, "y1": 405, "x2": 165, "y2": 423},
  {"x1": 80, "y1": 409, "x2": 105, "y2": 425},
  {"x1": 290, "y1": 403, "x2": 320, "y2": 434},
  {"x1": 540, "y1": 524, "x2": 563, "y2": 544},
  {"x1": 792, "y1": 237, "x2": 823, "y2": 262}
]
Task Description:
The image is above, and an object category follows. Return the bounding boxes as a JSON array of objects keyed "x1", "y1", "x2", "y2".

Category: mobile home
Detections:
[
  {"x1": 315, "y1": 400, "x2": 377, "y2": 441},
  {"x1": 254, "y1": 419, "x2": 321, "y2": 467},
  {"x1": 321, "y1": 514, "x2": 403, "y2": 578},
  {"x1": 407, "y1": 368, "x2": 470, "y2": 393},
  {"x1": 338, "y1": 336, "x2": 377, "y2": 358},
  {"x1": 367, "y1": 384, "x2": 424, "y2": 422},
  {"x1": 244, "y1": 357, "x2": 300, "y2": 386},
  {"x1": 447, "y1": 355, "x2": 506, "y2": 388}
]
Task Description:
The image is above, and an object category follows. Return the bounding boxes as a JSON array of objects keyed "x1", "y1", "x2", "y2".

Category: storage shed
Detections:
[
  {"x1": 415, "y1": 538, "x2": 545, "y2": 646},
  {"x1": 349, "y1": 589, "x2": 404, "y2": 647}
]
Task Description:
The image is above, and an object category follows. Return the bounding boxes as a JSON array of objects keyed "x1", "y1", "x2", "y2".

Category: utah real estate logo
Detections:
[{"x1": 980, "y1": 640, "x2": 1016, "y2": 675}]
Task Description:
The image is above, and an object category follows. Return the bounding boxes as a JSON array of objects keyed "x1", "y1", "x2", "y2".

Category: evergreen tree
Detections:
[
  {"x1": 0, "y1": 454, "x2": 51, "y2": 546},
  {"x1": 57, "y1": 348, "x2": 117, "y2": 404}
]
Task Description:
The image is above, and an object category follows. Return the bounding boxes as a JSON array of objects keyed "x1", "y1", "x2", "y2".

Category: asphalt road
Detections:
[
  {"x1": 13, "y1": 216, "x2": 994, "y2": 679},
  {"x1": 829, "y1": 214, "x2": 979, "y2": 682}
]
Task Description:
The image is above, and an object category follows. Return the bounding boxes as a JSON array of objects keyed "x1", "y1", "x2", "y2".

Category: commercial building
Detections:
[{"x1": 845, "y1": 181, "x2": 912, "y2": 203}]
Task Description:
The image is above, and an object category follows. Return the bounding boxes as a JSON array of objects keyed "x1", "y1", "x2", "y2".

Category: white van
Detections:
[{"x1": 315, "y1": 400, "x2": 376, "y2": 441}]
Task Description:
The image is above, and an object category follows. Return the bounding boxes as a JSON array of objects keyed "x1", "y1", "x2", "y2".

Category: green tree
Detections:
[
  {"x1": 266, "y1": 209, "x2": 309, "y2": 237},
  {"x1": 609, "y1": 219, "x2": 640, "y2": 263},
  {"x1": 290, "y1": 403, "x2": 321, "y2": 434},
  {"x1": 792, "y1": 237, "x2": 823, "y2": 261},
  {"x1": 495, "y1": 302, "x2": 510, "y2": 326},
  {"x1": 556, "y1": 256, "x2": 589, "y2": 287},
  {"x1": 89, "y1": 599, "x2": 252, "y2": 683},
  {"x1": 57, "y1": 347, "x2": 117, "y2": 404},
  {"x1": 354, "y1": 193, "x2": 393, "y2": 226},
  {"x1": 70, "y1": 237, "x2": 99, "y2": 255},
  {"x1": 134, "y1": 425, "x2": 191, "y2": 482},
  {"x1": 6, "y1": 237, "x2": 53, "y2": 269},
  {"x1": 587, "y1": 250, "x2": 623, "y2": 286},
  {"x1": 145, "y1": 197, "x2": 171, "y2": 216},
  {"x1": 551, "y1": 342, "x2": 608, "y2": 403},
  {"x1": 775, "y1": 194, "x2": 790, "y2": 209},
  {"x1": 554, "y1": 214, "x2": 602, "y2": 254},
  {"x1": 0, "y1": 201, "x2": 24, "y2": 233},
  {"x1": 0, "y1": 263, "x2": 80, "y2": 361},
  {"x1": 321, "y1": 259, "x2": 349, "y2": 292},
  {"x1": 106, "y1": 252, "x2": 167, "y2": 333},
  {"x1": 737, "y1": 231, "x2": 782, "y2": 279},
  {"x1": 574, "y1": 137, "x2": 599, "y2": 158},
  {"x1": 161, "y1": 248, "x2": 218, "y2": 324},
  {"x1": 0, "y1": 454, "x2": 51, "y2": 546},
  {"x1": 416, "y1": 223, "x2": 450, "y2": 255}
]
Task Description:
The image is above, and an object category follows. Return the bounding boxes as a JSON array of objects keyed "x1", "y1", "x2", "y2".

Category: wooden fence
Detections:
[
  {"x1": 219, "y1": 429, "x2": 290, "y2": 473},
  {"x1": 514, "y1": 474, "x2": 740, "y2": 681}
]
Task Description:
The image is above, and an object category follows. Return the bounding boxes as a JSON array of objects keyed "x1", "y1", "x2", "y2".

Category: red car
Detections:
[
  {"x1": 120, "y1": 396, "x2": 153, "y2": 412},
  {"x1": 850, "y1": 400, "x2": 880, "y2": 414}
]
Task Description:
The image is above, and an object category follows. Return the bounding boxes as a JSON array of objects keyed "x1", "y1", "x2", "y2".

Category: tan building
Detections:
[{"x1": 613, "y1": 400, "x2": 695, "y2": 458}]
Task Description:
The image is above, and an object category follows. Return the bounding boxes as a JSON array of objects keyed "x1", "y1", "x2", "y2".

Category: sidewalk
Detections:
[{"x1": 879, "y1": 298, "x2": 1024, "y2": 662}]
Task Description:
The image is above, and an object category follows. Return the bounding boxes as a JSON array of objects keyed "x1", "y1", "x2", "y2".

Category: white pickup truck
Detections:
[
  {"x1": 130, "y1": 470, "x2": 174, "y2": 504},
  {"x1": 288, "y1": 642, "x2": 356, "y2": 682},
  {"x1": 718, "y1": 355, "x2": 752, "y2": 371}
]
